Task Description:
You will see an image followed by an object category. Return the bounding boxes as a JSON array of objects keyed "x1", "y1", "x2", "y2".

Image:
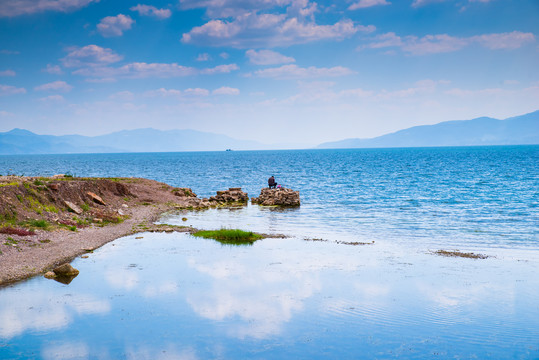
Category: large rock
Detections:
[
  {"x1": 87, "y1": 191, "x2": 106, "y2": 205},
  {"x1": 53, "y1": 263, "x2": 80, "y2": 276},
  {"x1": 208, "y1": 188, "x2": 248, "y2": 205},
  {"x1": 64, "y1": 201, "x2": 83, "y2": 214},
  {"x1": 251, "y1": 187, "x2": 300, "y2": 207}
]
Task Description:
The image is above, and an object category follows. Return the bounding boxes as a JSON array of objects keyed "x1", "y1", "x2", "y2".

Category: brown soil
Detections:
[{"x1": 0, "y1": 176, "x2": 208, "y2": 285}]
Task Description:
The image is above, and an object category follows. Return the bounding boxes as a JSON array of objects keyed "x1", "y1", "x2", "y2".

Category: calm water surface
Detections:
[{"x1": 0, "y1": 146, "x2": 538, "y2": 359}]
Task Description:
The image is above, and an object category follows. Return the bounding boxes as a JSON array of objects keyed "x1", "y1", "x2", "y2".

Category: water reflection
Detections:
[
  {"x1": 1, "y1": 232, "x2": 538, "y2": 359},
  {"x1": 0, "y1": 286, "x2": 110, "y2": 339}
]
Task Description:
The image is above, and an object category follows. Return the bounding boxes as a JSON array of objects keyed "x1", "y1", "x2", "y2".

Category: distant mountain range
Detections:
[
  {"x1": 1, "y1": 110, "x2": 537, "y2": 155},
  {"x1": 0, "y1": 128, "x2": 276, "y2": 155},
  {"x1": 318, "y1": 110, "x2": 539, "y2": 149}
]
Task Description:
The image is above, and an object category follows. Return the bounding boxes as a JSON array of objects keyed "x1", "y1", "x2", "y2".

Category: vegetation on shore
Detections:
[{"x1": 193, "y1": 228, "x2": 263, "y2": 245}]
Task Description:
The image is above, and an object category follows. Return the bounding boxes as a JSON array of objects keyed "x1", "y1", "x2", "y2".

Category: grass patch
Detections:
[
  {"x1": 193, "y1": 228, "x2": 263, "y2": 245},
  {"x1": 0, "y1": 182, "x2": 19, "y2": 187},
  {"x1": 4, "y1": 236, "x2": 18, "y2": 246},
  {"x1": 27, "y1": 219, "x2": 49, "y2": 230},
  {"x1": 81, "y1": 203, "x2": 90, "y2": 212},
  {"x1": 45, "y1": 204, "x2": 58, "y2": 213}
]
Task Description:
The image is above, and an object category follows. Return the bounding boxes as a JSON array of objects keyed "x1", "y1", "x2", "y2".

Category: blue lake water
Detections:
[{"x1": 1, "y1": 146, "x2": 538, "y2": 359}]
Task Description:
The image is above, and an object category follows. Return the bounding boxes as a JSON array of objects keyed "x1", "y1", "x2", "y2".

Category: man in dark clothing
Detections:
[{"x1": 268, "y1": 176, "x2": 277, "y2": 189}]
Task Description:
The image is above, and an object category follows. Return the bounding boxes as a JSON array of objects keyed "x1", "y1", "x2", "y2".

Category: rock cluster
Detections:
[
  {"x1": 251, "y1": 188, "x2": 300, "y2": 207},
  {"x1": 208, "y1": 188, "x2": 249, "y2": 206}
]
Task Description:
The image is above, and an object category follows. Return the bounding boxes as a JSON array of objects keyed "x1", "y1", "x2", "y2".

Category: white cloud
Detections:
[
  {"x1": 0, "y1": 0, "x2": 98, "y2": 17},
  {"x1": 0, "y1": 110, "x2": 14, "y2": 117},
  {"x1": 200, "y1": 64, "x2": 239, "y2": 75},
  {"x1": 34, "y1": 80, "x2": 73, "y2": 92},
  {"x1": 67, "y1": 49, "x2": 238, "y2": 80},
  {"x1": 213, "y1": 86, "x2": 240, "y2": 95},
  {"x1": 43, "y1": 64, "x2": 63, "y2": 74},
  {"x1": 196, "y1": 53, "x2": 211, "y2": 61},
  {"x1": 246, "y1": 49, "x2": 295, "y2": 65},
  {"x1": 220, "y1": 52, "x2": 230, "y2": 59},
  {"x1": 181, "y1": 8, "x2": 369, "y2": 48},
  {"x1": 349, "y1": 0, "x2": 391, "y2": 10},
  {"x1": 144, "y1": 88, "x2": 182, "y2": 97},
  {"x1": 61, "y1": 45, "x2": 123, "y2": 68},
  {"x1": 444, "y1": 87, "x2": 506, "y2": 97},
  {"x1": 109, "y1": 91, "x2": 134, "y2": 100},
  {"x1": 184, "y1": 88, "x2": 210, "y2": 96},
  {"x1": 38, "y1": 94, "x2": 66, "y2": 103},
  {"x1": 411, "y1": 0, "x2": 445, "y2": 7},
  {"x1": 41, "y1": 342, "x2": 89, "y2": 360},
  {"x1": 413, "y1": 0, "x2": 499, "y2": 7},
  {"x1": 145, "y1": 87, "x2": 239, "y2": 98},
  {"x1": 365, "y1": 31, "x2": 535, "y2": 55},
  {"x1": 130, "y1": 4, "x2": 171, "y2": 19},
  {"x1": 403, "y1": 34, "x2": 469, "y2": 55},
  {"x1": 97, "y1": 14, "x2": 135, "y2": 37},
  {"x1": 179, "y1": 0, "x2": 295, "y2": 18},
  {"x1": 0, "y1": 70, "x2": 15, "y2": 76},
  {"x1": 0, "y1": 84, "x2": 26, "y2": 96},
  {"x1": 470, "y1": 31, "x2": 536, "y2": 50},
  {"x1": 253, "y1": 64, "x2": 355, "y2": 79},
  {"x1": 85, "y1": 77, "x2": 116, "y2": 83},
  {"x1": 74, "y1": 62, "x2": 197, "y2": 78}
]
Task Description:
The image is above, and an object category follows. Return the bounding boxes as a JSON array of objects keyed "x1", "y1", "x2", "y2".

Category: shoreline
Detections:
[
  {"x1": 0, "y1": 202, "x2": 196, "y2": 286},
  {"x1": 0, "y1": 176, "x2": 222, "y2": 286}
]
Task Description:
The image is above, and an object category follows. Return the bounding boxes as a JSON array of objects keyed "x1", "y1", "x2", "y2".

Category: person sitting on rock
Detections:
[{"x1": 268, "y1": 176, "x2": 277, "y2": 189}]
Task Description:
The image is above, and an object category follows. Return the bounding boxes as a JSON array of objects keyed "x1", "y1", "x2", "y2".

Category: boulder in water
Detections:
[
  {"x1": 208, "y1": 188, "x2": 249, "y2": 206},
  {"x1": 251, "y1": 187, "x2": 300, "y2": 207}
]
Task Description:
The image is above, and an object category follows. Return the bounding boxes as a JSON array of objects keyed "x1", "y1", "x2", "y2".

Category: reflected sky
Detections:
[{"x1": 1, "y1": 232, "x2": 538, "y2": 359}]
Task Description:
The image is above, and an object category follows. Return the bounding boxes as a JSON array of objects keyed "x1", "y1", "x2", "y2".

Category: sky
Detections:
[{"x1": 0, "y1": 0, "x2": 538, "y2": 145}]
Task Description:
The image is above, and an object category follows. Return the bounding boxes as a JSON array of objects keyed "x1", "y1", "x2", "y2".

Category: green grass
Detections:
[
  {"x1": 0, "y1": 182, "x2": 19, "y2": 187},
  {"x1": 4, "y1": 236, "x2": 18, "y2": 246},
  {"x1": 27, "y1": 219, "x2": 49, "y2": 229},
  {"x1": 193, "y1": 229, "x2": 263, "y2": 245}
]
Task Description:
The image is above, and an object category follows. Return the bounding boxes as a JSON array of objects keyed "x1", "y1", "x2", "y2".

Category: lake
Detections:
[{"x1": 1, "y1": 146, "x2": 538, "y2": 359}]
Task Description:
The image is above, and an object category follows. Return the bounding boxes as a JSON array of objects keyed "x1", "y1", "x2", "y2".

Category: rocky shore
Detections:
[{"x1": 0, "y1": 176, "x2": 257, "y2": 285}]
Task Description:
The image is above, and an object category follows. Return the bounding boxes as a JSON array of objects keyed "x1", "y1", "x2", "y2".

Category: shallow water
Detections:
[
  {"x1": 1, "y1": 232, "x2": 538, "y2": 359},
  {"x1": 1, "y1": 146, "x2": 538, "y2": 358}
]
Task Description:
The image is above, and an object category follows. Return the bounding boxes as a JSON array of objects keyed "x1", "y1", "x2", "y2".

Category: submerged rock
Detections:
[{"x1": 251, "y1": 187, "x2": 300, "y2": 207}]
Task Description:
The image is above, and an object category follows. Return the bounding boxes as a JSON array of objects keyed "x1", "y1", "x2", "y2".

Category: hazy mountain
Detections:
[
  {"x1": 318, "y1": 110, "x2": 539, "y2": 149},
  {"x1": 0, "y1": 128, "x2": 274, "y2": 155}
]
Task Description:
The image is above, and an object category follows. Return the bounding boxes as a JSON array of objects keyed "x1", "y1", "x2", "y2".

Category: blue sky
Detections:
[{"x1": 0, "y1": 0, "x2": 538, "y2": 145}]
